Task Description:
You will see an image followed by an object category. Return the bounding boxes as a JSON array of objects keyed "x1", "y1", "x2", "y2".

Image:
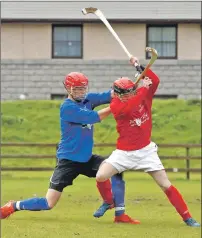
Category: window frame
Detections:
[
  {"x1": 146, "y1": 24, "x2": 178, "y2": 59},
  {"x1": 52, "y1": 24, "x2": 83, "y2": 59}
]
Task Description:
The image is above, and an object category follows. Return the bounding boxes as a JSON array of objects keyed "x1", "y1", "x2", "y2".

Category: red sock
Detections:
[
  {"x1": 165, "y1": 185, "x2": 191, "y2": 220},
  {"x1": 96, "y1": 180, "x2": 113, "y2": 204}
]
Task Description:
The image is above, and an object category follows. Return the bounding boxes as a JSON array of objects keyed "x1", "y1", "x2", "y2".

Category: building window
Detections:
[
  {"x1": 51, "y1": 94, "x2": 66, "y2": 100},
  {"x1": 154, "y1": 94, "x2": 178, "y2": 99},
  {"x1": 52, "y1": 25, "x2": 82, "y2": 58},
  {"x1": 146, "y1": 25, "x2": 177, "y2": 59}
]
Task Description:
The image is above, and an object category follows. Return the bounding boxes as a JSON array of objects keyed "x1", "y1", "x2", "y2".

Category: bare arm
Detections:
[{"x1": 97, "y1": 106, "x2": 111, "y2": 121}]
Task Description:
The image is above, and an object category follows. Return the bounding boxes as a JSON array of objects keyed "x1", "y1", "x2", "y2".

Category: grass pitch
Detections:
[
  {"x1": 1, "y1": 99, "x2": 201, "y2": 237},
  {"x1": 1, "y1": 172, "x2": 201, "y2": 238}
]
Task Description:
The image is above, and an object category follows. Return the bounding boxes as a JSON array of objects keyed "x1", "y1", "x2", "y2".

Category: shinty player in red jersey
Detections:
[{"x1": 96, "y1": 56, "x2": 200, "y2": 227}]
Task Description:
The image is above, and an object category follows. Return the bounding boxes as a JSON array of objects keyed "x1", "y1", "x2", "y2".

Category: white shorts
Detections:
[{"x1": 105, "y1": 142, "x2": 164, "y2": 173}]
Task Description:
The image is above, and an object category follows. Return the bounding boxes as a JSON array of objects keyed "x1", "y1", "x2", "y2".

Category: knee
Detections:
[
  {"x1": 150, "y1": 170, "x2": 172, "y2": 191},
  {"x1": 96, "y1": 172, "x2": 108, "y2": 182}
]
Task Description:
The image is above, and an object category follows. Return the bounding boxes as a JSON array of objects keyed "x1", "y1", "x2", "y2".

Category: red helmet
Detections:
[
  {"x1": 113, "y1": 77, "x2": 136, "y2": 95},
  {"x1": 64, "y1": 72, "x2": 88, "y2": 88}
]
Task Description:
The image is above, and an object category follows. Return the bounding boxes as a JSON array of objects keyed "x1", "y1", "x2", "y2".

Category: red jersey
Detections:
[{"x1": 110, "y1": 69, "x2": 160, "y2": 150}]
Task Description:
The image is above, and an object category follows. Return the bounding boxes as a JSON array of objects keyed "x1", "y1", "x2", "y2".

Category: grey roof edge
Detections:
[
  {"x1": 2, "y1": 19, "x2": 201, "y2": 24},
  {"x1": 2, "y1": 0, "x2": 202, "y2": 2},
  {"x1": 2, "y1": 2, "x2": 201, "y2": 21}
]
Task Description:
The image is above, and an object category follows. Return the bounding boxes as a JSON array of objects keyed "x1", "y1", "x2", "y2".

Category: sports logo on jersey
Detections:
[
  {"x1": 135, "y1": 118, "x2": 142, "y2": 126},
  {"x1": 80, "y1": 106, "x2": 88, "y2": 112},
  {"x1": 129, "y1": 112, "x2": 149, "y2": 127}
]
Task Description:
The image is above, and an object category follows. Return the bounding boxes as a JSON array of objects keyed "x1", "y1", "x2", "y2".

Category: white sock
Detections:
[{"x1": 15, "y1": 201, "x2": 21, "y2": 210}]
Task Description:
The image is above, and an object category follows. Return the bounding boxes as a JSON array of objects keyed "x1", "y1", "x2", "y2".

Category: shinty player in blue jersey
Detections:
[{"x1": 0, "y1": 72, "x2": 134, "y2": 224}]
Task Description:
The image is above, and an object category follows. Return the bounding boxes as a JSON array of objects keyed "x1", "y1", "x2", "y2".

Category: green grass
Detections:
[
  {"x1": 1, "y1": 100, "x2": 201, "y2": 237},
  {"x1": 1, "y1": 99, "x2": 201, "y2": 169},
  {"x1": 1, "y1": 172, "x2": 201, "y2": 238}
]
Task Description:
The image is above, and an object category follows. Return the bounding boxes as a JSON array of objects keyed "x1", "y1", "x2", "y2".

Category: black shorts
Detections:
[{"x1": 49, "y1": 154, "x2": 104, "y2": 192}]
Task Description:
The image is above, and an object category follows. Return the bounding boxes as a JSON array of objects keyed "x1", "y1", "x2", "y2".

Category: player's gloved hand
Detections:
[
  {"x1": 129, "y1": 56, "x2": 139, "y2": 66},
  {"x1": 142, "y1": 77, "x2": 152, "y2": 88},
  {"x1": 130, "y1": 56, "x2": 146, "y2": 75},
  {"x1": 139, "y1": 65, "x2": 145, "y2": 72},
  {"x1": 134, "y1": 64, "x2": 146, "y2": 80}
]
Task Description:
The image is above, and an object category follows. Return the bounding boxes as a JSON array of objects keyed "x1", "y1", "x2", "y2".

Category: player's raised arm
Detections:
[
  {"x1": 130, "y1": 56, "x2": 160, "y2": 98},
  {"x1": 142, "y1": 67, "x2": 160, "y2": 98}
]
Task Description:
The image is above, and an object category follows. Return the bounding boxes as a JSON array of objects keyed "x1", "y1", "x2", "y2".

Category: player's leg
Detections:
[
  {"x1": 14, "y1": 189, "x2": 61, "y2": 211},
  {"x1": 45, "y1": 189, "x2": 62, "y2": 209},
  {"x1": 149, "y1": 169, "x2": 200, "y2": 227},
  {"x1": 136, "y1": 142, "x2": 200, "y2": 227},
  {"x1": 96, "y1": 161, "x2": 119, "y2": 182},
  {"x1": 0, "y1": 159, "x2": 79, "y2": 219},
  {"x1": 96, "y1": 149, "x2": 128, "y2": 182},
  {"x1": 0, "y1": 182, "x2": 60, "y2": 219},
  {"x1": 97, "y1": 150, "x2": 140, "y2": 224},
  {"x1": 94, "y1": 154, "x2": 123, "y2": 218},
  {"x1": 111, "y1": 173, "x2": 125, "y2": 217},
  {"x1": 112, "y1": 176, "x2": 140, "y2": 224},
  {"x1": 139, "y1": 142, "x2": 200, "y2": 227},
  {"x1": 80, "y1": 154, "x2": 115, "y2": 218}
]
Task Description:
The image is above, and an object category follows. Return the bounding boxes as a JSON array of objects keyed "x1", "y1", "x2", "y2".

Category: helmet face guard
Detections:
[
  {"x1": 63, "y1": 72, "x2": 89, "y2": 102},
  {"x1": 69, "y1": 86, "x2": 88, "y2": 102},
  {"x1": 113, "y1": 83, "x2": 136, "y2": 102}
]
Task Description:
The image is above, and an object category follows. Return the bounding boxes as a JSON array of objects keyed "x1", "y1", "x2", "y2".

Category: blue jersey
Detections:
[{"x1": 56, "y1": 91, "x2": 111, "y2": 162}]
